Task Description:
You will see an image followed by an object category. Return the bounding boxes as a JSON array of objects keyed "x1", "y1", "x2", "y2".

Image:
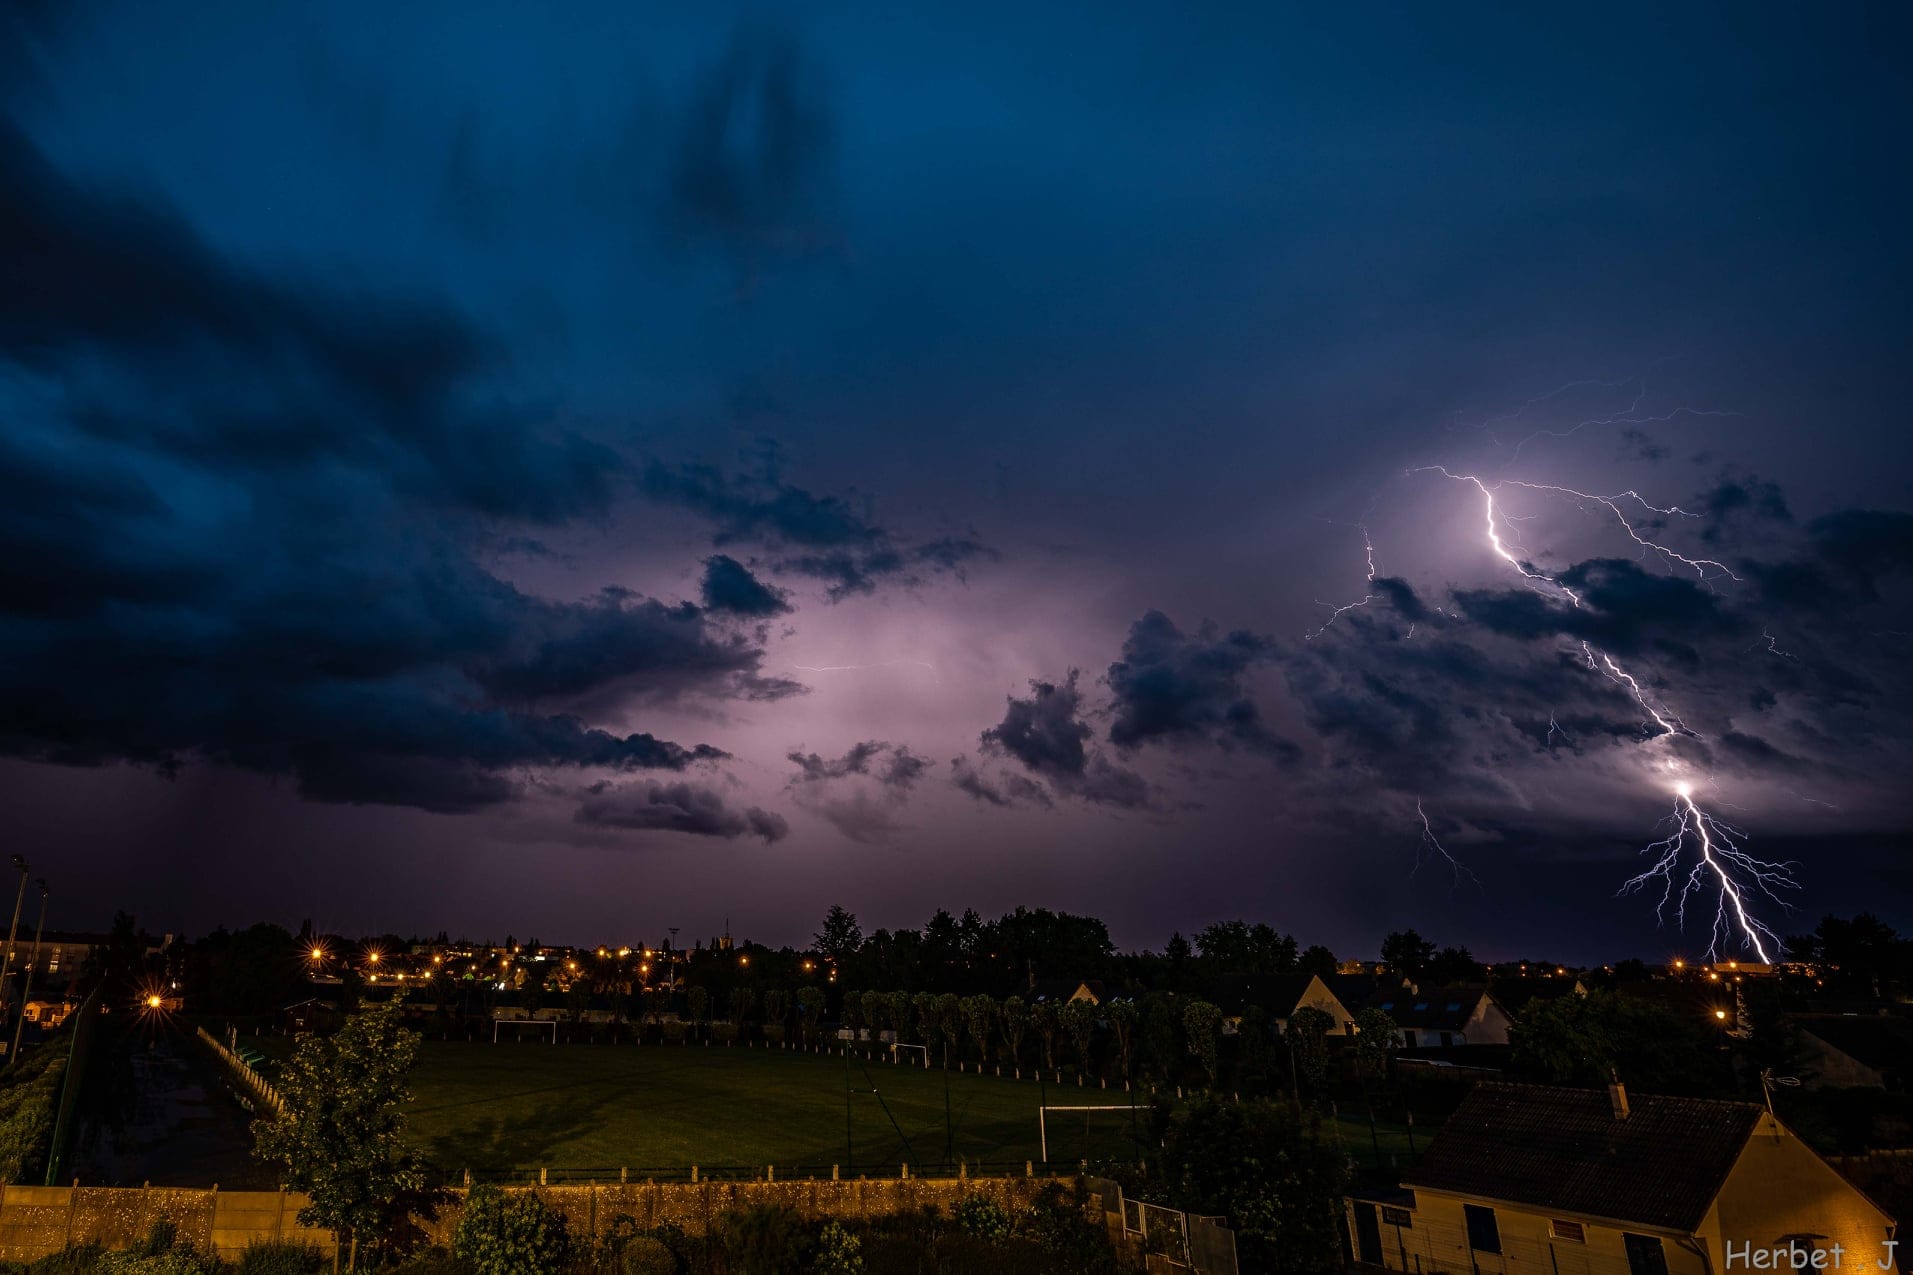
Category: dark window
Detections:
[
  {"x1": 1464, "y1": 1205, "x2": 1500, "y2": 1255},
  {"x1": 1623, "y1": 1233, "x2": 1669, "y2": 1275},
  {"x1": 1551, "y1": 1219, "x2": 1585, "y2": 1243},
  {"x1": 1381, "y1": 1207, "x2": 1413, "y2": 1228}
]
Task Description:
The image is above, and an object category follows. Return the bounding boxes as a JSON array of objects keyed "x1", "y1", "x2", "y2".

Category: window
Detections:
[
  {"x1": 1623, "y1": 1233, "x2": 1669, "y2": 1275},
  {"x1": 1550, "y1": 1219, "x2": 1585, "y2": 1243},
  {"x1": 1464, "y1": 1205, "x2": 1500, "y2": 1255},
  {"x1": 1445, "y1": 1001, "x2": 1462, "y2": 1012},
  {"x1": 1381, "y1": 1207, "x2": 1413, "y2": 1228}
]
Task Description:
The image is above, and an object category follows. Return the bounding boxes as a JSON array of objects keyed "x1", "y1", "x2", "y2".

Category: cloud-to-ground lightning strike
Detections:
[
  {"x1": 1618, "y1": 784, "x2": 1798, "y2": 964},
  {"x1": 1398, "y1": 465, "x2": 1796, "y2": 958}
]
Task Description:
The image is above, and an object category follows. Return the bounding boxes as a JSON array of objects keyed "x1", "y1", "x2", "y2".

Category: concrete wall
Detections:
[{"x1": 0, "y1": 1175, "x2": 1062, "y2": 1264}]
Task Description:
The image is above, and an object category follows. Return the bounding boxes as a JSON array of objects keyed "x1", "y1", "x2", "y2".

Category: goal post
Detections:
[
  {"x1": 493, "y1": 1017, "x2": 558, "y2": 1044},
  {"x1": 890, "y1": 1043, "x2": 929, "y2": 1068},
  {"x1": 1038, "y1": 1102, "x2": 1137, "y2": 1163}
]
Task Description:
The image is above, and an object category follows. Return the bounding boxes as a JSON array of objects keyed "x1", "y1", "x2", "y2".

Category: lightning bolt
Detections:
[
  {"x1": 1306, "y1": 524, "x2": 1380, "y2": 640},
  {"x1": 1414, "y1": 798, "x2": 1482, "y2": 895},
  {"x1": 792, "y1": 659, "x2": 941, "y2": 685},
  {"x1": 1618, "y1": 785, "x2": 1797, "y2": 964},
  {"x1": 1401, "y1": 465, "x2": 1792, "y2": 958}
]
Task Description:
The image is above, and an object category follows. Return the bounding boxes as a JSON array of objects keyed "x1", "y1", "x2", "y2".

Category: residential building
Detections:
[
  {"x1": 1348, "y1": 1081, "x2": 1897, "y2": 1274},
  {"x1": 1211, "y1": 973, "x2": 1358, "y2": 1035},
  {"x1": 1791, "y1": 1014, "x2": 1911, "y2": 1090},
  {"x1": 1373, "y1": 986, "x2": 1514, "y2": 1048}
]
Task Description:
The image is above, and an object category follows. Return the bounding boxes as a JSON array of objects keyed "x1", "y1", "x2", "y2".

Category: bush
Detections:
[
  {"x1": 810, "y1": 1221, "x2": 863, "y2": 1275},
  {"x1": 952, "y1": 1195, "x2": 1010, "y2": 1244},
  {"x1": 233, "y1": 1241, "x2": 325, "y2": 1275},
  {"x1": 618, "y1": 1236, "x2": 676, "y2": 1275},
  {"x1": 0, "y1": 1042, "x2": 66, "y2": 1185},
  {"x1": 25, "y1": 1246, "x2": 107, "y2": 1275},
  {"x1": 720, "y1": 1205, "x2": 809, "y2": 1275},
  {"x1": 452, "y1": 1186, "x2": 573, "y2": 1275},
  {"x1": 372, "y1": 1246, "x2": 469, "y2": 1275}
]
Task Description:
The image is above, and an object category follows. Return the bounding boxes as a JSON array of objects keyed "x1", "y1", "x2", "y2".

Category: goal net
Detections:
[{"x1": 492, "y1": 1017, "x2": 558, "y2": 1044}]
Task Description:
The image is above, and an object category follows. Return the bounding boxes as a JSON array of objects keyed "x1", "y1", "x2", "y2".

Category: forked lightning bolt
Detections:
[
  {"x1": 1618, "y1": 785, "x2": 1797, "y2": 964},
  {"x1": 1394, "y1": 466, "x2": 1795, "y2": 958}
]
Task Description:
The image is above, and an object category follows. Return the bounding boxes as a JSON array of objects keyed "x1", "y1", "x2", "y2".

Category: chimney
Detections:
[{"x1": 1608, "y1": 1071, "x2": 1630, "y2": 1121}]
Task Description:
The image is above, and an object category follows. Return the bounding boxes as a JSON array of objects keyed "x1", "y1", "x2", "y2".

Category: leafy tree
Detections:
[
  {"x1": 761, "y1": 988, "x2": 791, "y2": 1035},
  {"x1": 1349, "y1": 1008, "x2": 1399, "y2": 1085},
  {"x1": 1104, "y1": 999, "x2": 1139, "y2": 1079},
  {"x1": 1380, "y1": 930, "x2": 1437, "y2": 979},
  {"x1": 1182, "y1": 1001, "x2": 1222, "y2": 1088},
  {"x1": 961, "y1": 993, "x2": 997, "y2": 1061},
  {"x1": 1059, "y1": 999, "x2": 1098, "y2": 1077},
  {"x1": 1297, "y1": 944, "x2": 1338, "y2": 977},
  {"x1": 1285, "y1": 1006, "x2": 1334, "y2": 1096},
  {"x1": 1139, "y1": 994, "x2": 1181, "y2": 1083},
  {"x1": 813, "y1": 906, "x2": 865, "y2": 965},
  {"x1": 1510, "y1": 989, "x2": 1728, "y2": 1095},
  {"x1": 1032, "y1": 1000, "x2": 1061, "y2": 1070},
  {"x1": 723, "y1": 1204, "x2": 811, "y2": 1275},
  {"x1": 77, "y1": 910, "x2": 148, "y2": 1005},
  {"x1": 1194, "y1": 921, "x2": 1298, "y2": 974},
  {"x1": 839, "y1": 989, "x2": 863, "y2": 1034},
  {"x1": 452, "y1": 1186, "x2": 573, "y2": 1275},
  {"x1": 252, "y1": 1002, "x2": 429, "y2": 1259},
  {"x1": 859, "y1": 989, "x2": 887, "y2": 1038},
  {"x1": 933, "y1": 991, "x2": 965, "y2": 1059},
  {"x1": 728, "y1": 986, "x2": 756, "y2": 1025},
  {"x1": 795, "y1": 986, "x2": 827, "y2": 1045},
  {"x1": 1150, "y1": 1096, "x2": 1350, "y2": 1273},
  {"x1": 884, "y1": 990, "x2": 914, "y2": 1043},
  {"x1": 1425, "y1": 945, "x2": 1484, "y2": 985},
  {"x1": 687, "y1": 986, "x2": 710, "y2": 1037},
  {"x1": 1237, "y1": 1005, "x2": 1278, "y2": 1082},
  {"x1": 1000, "y1": 995, "x2": 1029, "y2": 1066},
  {"x1": 911, "y1": 990, "x2": 936, "y2": 1044}
]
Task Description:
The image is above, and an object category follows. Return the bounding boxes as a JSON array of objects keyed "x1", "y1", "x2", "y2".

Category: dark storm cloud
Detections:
[
  {"x1": 575, "y1": 780, "x2": 789, "y2": 843},
  {"x1": 785, "y1": 739, "x2": 929, "y2": 789},
  {"x1": 1279, "y1": 488, "x2": 1913, "y2": 809},
  {"x1": 1454, "y1": 558, "x2": 1739, "y2": 663},
  {"x1": 699, "y1": 554, "x2": 791, "y2": 617},
  {"x1": 664, "y1": 27, "x2": 841, "y2": 286},
  {"x1": 0, "y1": 122, "x2": 767, "y2": 811},
  {"x1": 979, "y1": 673, "x2": 1149, "y2": 808},
  {"x1": 949, "y1": 756, "x2": 1053, "y2": 810},
  {"x1": 1105, "y1": 611, "x2": 1298, "y2": 761},
  {"x1": 1698, "y1": 477, "x2": 1791, "y2": 543},
  {"x1": 783, "y1": 740, "x2": 932, "y2": 842},
  {"x1": 641, "y1": 458, "x2": 989, "y2": 599}
]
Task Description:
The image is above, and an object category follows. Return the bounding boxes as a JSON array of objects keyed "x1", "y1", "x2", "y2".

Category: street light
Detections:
[{"x1": 8, "y1": 880, "x2": 49, "y2": 1065}]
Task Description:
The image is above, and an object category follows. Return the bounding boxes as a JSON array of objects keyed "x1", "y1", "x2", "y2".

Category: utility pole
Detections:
[
  {"x1": 9, "y1": 881, "x2": 47, "y2": 1064},
  {"x1": 843, "y1": 1040, "x2": 854, "y2": 1171},
  {"x1": 0, "y1": 856, "x2": 27, "y2": 1028}
]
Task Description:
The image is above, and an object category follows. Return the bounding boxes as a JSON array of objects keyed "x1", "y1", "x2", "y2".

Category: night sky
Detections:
[{"x1": 5, "y1": 3, "x2": 1911, "y2": 960}]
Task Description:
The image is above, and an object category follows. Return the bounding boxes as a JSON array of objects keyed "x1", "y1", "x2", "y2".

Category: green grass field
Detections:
[{"x1": 256, "y1": 1037, "x2": 1146, "y2": 1176}]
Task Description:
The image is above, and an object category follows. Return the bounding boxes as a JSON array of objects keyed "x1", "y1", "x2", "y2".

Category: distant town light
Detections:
[
  {"x1": 1714, "y1": 1009, "x2": 1727, "y2": 1020},
  {"x1": 146, "y1": 994, "x2": 162, "y2": 1009}
]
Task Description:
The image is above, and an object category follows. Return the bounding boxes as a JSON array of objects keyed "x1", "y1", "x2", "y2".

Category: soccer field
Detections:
[{"x1": 261, "y1": 1037, "x2": 1147, "y2": 1177}]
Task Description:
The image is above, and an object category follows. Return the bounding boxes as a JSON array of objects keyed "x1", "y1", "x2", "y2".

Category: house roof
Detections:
[
  {"x1": 1323, "y1": 973, "x2": 1409, "y2": 1010},
  {"x1": 1027, "y1": 978, "x2": 1105, "y2": 1004},
  {"x1": 1372, "y1": 986, "x2": 1497, "y2": 1031},
  {"x1": 1402, "y1": 1082, "x2": 1763, "y2": 1232},
  {"x1": 1209, "y1": 973, "x2": 1330, "y2": 1017},
  {"x1": 1484, "y1": 978, "x2": 1582, "y2": 1015},
  {"x1": 1794, "y1": 1016, "x2": 1913, "y2": 1077}
]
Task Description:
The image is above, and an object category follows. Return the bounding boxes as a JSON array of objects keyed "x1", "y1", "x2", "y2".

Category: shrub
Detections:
[
  {"x1": 952, "y1": 1195, "x2": 1010, "y2": 1244},
  {"x1": 618, "y1": 1236, "x2": 675, "y2": 1275},
  {"x1": 452, "y1": 1186, "x2": 573, "y2": 1275},
  {"x1": 26, "y1": 1246, "x2": 107, "y2": 1275},
  {"x1": 373, "y1": 1246, "x2": 469, "y2": 1275},
  {"x1": 720, "y1": 1205, "x2": 809, "y2": 1275},
  {"x1": 809, "y1": 1221, "x2": 863, "y2": 1275},
  {"x1": 233, "y1": 1241, "x2": 325, "y2": 1275}
]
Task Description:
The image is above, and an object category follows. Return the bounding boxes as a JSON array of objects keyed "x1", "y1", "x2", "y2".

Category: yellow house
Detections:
[{"x1": 1348, "y1": 1081, "x2": 1897, "y2": 1274}]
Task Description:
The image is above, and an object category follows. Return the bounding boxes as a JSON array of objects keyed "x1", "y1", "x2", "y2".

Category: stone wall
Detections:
[{"x1": 0, "y1": 1175, "x2": 1067, "y2": 1263}]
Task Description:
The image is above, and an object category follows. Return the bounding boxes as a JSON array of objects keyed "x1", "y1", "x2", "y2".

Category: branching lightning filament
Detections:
[{"x1": 1619, "y1": 786, "x2": 1798, "y2": 962}]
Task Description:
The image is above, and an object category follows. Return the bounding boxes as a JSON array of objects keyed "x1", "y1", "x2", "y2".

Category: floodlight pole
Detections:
[
  {"x1": 8, "y1": 882, "x2": 47, "y2": 1064},
  {"x1": 942, "y1": 1041, "x2": 953, "y2": 1166},
  {"x1": 843, "y1": 1037, "x2": 853, "y2": 1170}
]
